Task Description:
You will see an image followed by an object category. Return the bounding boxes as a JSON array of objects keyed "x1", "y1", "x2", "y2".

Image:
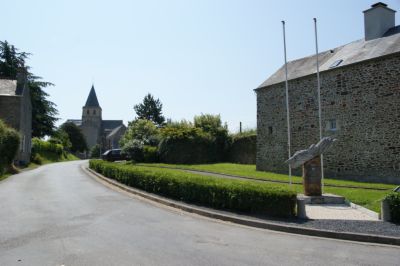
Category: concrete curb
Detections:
[
  {"x1": 346, "y1": 200, "x2": 380, "y2": 220},
  {"x1": 83, "y1": 165, "x2": 400, "y2": 246}
]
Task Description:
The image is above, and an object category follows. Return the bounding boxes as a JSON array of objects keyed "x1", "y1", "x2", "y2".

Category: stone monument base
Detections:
[{"x1": 297, "y1": 193, "x2": 345, "y2": 205}]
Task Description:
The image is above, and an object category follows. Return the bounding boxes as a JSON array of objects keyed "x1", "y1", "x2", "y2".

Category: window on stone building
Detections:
[
  {"x1": 93, "y1": 110, "x2": 96, "y2": 115},
  {"x1": 87, "y1": 110, "x2": 90, "y2": 115},
  {"x1": 327, "y1": 119, "x2": 337, "y2": 131},
  {"x1": 268, "y1": 126, "x2": 273, "y2": 134}
]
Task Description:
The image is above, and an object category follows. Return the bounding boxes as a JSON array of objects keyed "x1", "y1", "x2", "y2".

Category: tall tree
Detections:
[
  {"x1": 60, "y1": 122, "x2": 87, "y2": 153},
  {"x1": 134, "y1": 93, "x2": 165, "y2": 126},
  {"x1": 0, "y1": 40, "x2": 58, "y2": 138}
]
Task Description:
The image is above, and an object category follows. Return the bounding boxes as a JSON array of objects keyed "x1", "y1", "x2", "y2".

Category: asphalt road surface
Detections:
[{"x1": 0, "y1": 161, "x2": 399, "y2": 266}]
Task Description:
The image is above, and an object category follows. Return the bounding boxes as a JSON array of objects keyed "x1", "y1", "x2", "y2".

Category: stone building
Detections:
[
  {"x1": 0, "y1": 74, "x2": 32, "y2": 164},
  {"x1": 67, "y1": 85, "x2": 126, "y2": 152},
  {"x1": 256, "y1": 2, "x2": 400, "y2": 184}
]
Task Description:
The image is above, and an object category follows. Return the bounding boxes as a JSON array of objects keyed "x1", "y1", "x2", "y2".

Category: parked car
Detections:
[{"x1": 101, "y1": 149, "x2": 127, "y2": 162}]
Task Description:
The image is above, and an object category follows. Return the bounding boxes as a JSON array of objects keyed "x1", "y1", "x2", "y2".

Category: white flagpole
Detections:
[
  {"x1": 282, "y1": 20, "x2": 292, "y2": 186},
  {"x1": 314, "y1": 18, "x2": 324, "y2": 193}
]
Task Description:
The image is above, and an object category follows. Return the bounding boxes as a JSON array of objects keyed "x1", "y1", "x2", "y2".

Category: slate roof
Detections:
[
  {"x1": 66, "y1": 119, "x2": 82, "y2": 127},
  {"x1": 0, "y1": 80, "x2": 18, "y2": 96},
  {"x1": 257, "y1": 27, "x2": 400, "y2": 89},
  {"x1": 102, "y1": 120, "x2": 124, "y2": 130},
  {"x1": 106, "y1": 125, "x2": 126, "y2": 139},
  {"x1": 85, "y1": 85, "x2": 100, "y2": 107}
]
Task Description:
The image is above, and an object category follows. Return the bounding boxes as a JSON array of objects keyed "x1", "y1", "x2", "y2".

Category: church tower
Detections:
[{"x1": 81, "y1": 85, "x2": 102, "y2": 149}]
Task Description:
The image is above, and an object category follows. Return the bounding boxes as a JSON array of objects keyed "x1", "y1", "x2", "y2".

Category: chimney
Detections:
[{"x1": 364, "y1": 2, "x2": 396, "y2": 41}]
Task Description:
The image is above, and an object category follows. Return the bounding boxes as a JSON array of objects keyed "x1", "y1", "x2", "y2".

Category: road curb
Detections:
[{"x1": 83, "y1": 165, "x2": 400, "y2": 246}]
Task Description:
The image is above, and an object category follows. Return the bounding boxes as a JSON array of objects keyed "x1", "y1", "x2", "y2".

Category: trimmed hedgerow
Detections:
[
  {"x1": 385, "y1": 193, "x2": 400, "y2": 223},
  {"x1": 89, "y1": 160, "x2": 297, "y2": 218}
]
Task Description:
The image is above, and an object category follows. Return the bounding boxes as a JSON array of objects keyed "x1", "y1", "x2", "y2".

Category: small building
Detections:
[
  {"x1": 67, "y1": 85, "x2": 126, "y2": 152},
  {"x1": 0, "y1": 74, "x2": 32, "y2": 164},
  {"x1": 256, "y1": 3, "x2": 400, "y2": 184}
]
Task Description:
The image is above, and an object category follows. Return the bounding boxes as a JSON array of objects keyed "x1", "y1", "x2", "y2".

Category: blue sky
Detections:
[{"x1": 2, "y1": 0, "x2": 400, "y2": 132}]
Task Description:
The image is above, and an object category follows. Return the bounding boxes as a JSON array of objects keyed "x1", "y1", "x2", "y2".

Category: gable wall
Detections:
[{"x1": 256, "y1": 53, "x2": 400, "y2": 184}]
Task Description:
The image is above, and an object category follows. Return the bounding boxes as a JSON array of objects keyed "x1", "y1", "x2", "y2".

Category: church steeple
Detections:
[
  {"x1": 84, "y1": 84, "x2": 100, "y2": 107},
  {"x1": 82, "y1": 84, "x2": 102, "y2": 125}
]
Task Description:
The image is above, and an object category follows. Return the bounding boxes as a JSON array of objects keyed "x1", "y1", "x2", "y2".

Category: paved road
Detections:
[{"x1": 0, "y1": 161, "x2": 398, "y2": 266}]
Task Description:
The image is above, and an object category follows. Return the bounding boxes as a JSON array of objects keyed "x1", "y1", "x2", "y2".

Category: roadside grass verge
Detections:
[
  {"x1": 89, "y1": 160, "x2": 297, "y2": 218},
  {"x1": 138, "y1": 163, "x2": 394, "y2": 213}
]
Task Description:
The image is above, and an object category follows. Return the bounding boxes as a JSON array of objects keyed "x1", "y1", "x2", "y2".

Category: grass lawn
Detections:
[{"x1": 138, "y1": 163, "x2": 396, "y2": 213}]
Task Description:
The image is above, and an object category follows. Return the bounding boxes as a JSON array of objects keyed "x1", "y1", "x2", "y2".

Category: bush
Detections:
[
  {"x1": 228, "y1": 134, "x2": 256, "y2": 164},
  {"x1": 121, "y1": 140, "x2": 144, "y2": 162},
  {"x1": 0, "y1": 120, "x2": 20, "y2": 173},
  {"x1": 159, "y1": 126, "x2": 217, "y2": 164},
  {"x1": 120, "y1": 119, "x2": 160, "y2": 147},
  {"x1": 31, "y1": 153, "x2": 43, "y2": 165},
  {"x1": 90, "y1": 144, "x2": 101, "y2": 159},
  {"x1": 89, "y1": 160, "x2": 297, "y2": 218},
  {"x1": 143, "y1": 145, "x2": 159, "y2": 163},
  {"x1": 31, "y1": 138, "x2": 64, "y2": 156},
  {"x1": 385, "y1": 193, "x2": 400, "y2": 223}
]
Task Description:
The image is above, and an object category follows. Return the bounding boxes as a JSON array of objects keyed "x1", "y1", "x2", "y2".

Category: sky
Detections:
[{"x1": 2, "y1": 0, "x2": 400, "y2": 133}]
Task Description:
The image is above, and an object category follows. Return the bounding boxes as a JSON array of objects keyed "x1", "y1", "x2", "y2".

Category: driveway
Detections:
[{"x1": 0, "y1": 161, "x2": 398, "y2": 266}]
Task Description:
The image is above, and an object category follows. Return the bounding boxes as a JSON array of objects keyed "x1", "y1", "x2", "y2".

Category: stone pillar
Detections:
[{"x1": 303, "y1": 156, "x2": 322, "y2": 196}]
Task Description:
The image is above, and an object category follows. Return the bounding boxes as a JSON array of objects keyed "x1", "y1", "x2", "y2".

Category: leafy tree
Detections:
[
  {"x1": 120, "y1": 119, "x2": 160, "y2": 147},
  {"x1": 194, "y1": 114, "x2": 226, "y2": 135},
  {"x1": 134, "y1": 93, "x2": 165, "y2": 126},
  {"x1": 49, "y1": 129, "x2": 72, "y2": 150},
  {"x1": 0, "y1": 40, "x2": 58, "y2": 138},
  {"x1": 60, "y1": 122, "x2": 87, "y2": 153}
]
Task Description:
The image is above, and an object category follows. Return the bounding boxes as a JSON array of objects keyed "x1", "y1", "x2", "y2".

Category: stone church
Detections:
[
  {"x1": 67, "y1": 85, "x2": 126, "y2": 152},
  {"x1": 256, "y1": 2, "x2": 400, "y2": 184}
]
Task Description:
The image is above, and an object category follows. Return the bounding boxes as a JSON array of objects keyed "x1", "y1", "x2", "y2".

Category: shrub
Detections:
[
  {"x1": 385, "y1": 193, "x2": 400, "y2": 223},
  {"x1": 31, "y1": 153, "x2": 43, "y2": 165},
  {"x1": 89, "y1": 160, "x2": 297, "y2": 218},
  {"x1": 120, "y1": 119, "x2": 160, "y2": 147},
  {"x1": 0, "y1": 120, "x2": 20, "y2": 173},
  {"x1": 122, "y1": 140, "x2": 144, "y2": 162},
  {"x1": 90, "y1": 144, "x2": 101, "y2": 158},
  {"x1": 143, "y1": 145, "x2": 158, "y2": 163},
  {"x1": 159, "y1": 126, "x2": 217, "y2": 164},
  {"x1": 228, "y1": 133, "x2": 256, "y2": 164},
  {"x1": 31, "y1": 138, "x2": 64, "y2": 157}
]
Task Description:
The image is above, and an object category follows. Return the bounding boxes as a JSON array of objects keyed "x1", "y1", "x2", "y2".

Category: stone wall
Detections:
[{"x1": 256, "y1": 52, "x2": 400, "y2": 184}]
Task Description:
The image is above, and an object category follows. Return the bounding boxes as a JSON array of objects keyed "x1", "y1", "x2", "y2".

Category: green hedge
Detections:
[
  {"x1": 228, "y1": 134, "x2": 256, "y2": 164},
  {"x1": 89, "y1": 160, "x2": 297, "y2": 218},
  {"x1": 32, "y1": 137, "x2": 64, "y2": 156},
  {"x1": 385, "y1": 193, "x2": 400, "y2": 223}
]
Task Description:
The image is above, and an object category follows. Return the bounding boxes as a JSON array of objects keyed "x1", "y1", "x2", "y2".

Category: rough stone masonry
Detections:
[{"x1": 256, "y1": 52, "x2": 400, "y2": 184}]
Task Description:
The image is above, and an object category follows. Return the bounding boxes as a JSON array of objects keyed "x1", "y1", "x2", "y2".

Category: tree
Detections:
[
  {"x1": 120, "y1": 119, "x2": 160, "y2": 147},
  {"x1": 60, "y1": 122, "x2": 87, "y2": 153},
  {"x1": 0, "y1": 40, "x2": 58, "y2": 138},
  {"x1": 134, "y1": 93, "x2": 165, "y2": 126}
]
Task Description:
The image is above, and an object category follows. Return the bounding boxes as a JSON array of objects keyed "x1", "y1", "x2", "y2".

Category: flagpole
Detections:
[
  {"x1": 282, "y1": 20, "x2": 292, "y2": 186},
  {"x1": 314, "y1": 18, "x2": 324, "y2": 193}
]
